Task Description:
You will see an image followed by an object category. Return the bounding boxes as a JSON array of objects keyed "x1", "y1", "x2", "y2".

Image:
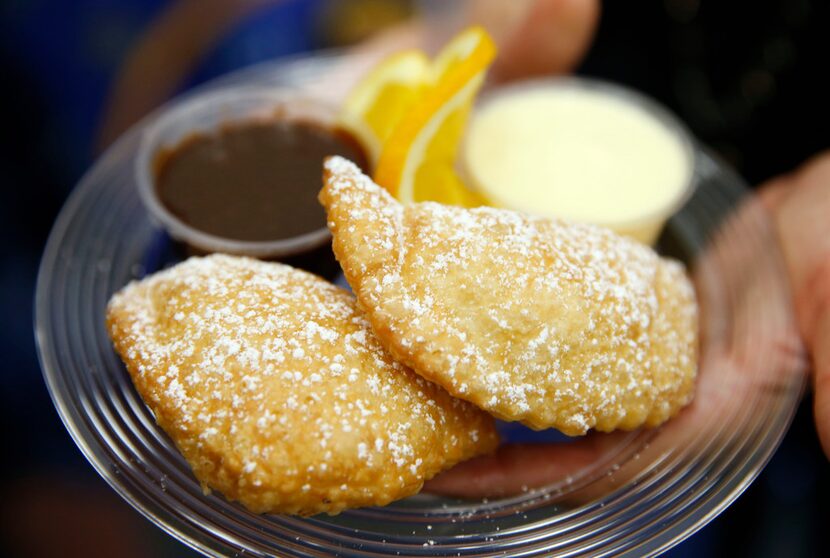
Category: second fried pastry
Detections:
[{"x1": 321, "y1": 157, "x2": 698, "y2": 435}]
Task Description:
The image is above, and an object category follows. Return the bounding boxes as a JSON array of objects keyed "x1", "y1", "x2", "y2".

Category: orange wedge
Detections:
[
  {"x1": 338, "y1": 50, "x2": 430, "y2": 167},
  {"x1": 373, "y1": 26, "x2": 495, "y2": 206}
]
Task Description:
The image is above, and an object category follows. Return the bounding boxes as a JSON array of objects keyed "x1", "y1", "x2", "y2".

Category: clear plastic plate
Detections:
[{"x1": 35, "y1": 52, "x2": 808, "y2": 557}]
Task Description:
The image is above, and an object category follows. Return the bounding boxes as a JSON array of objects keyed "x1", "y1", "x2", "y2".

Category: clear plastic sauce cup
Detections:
[
  {"x1": 135, "y1": 87, "x2": 351, "y2": 259},
  {"x1": 462, "y1": 77, "x2": 698, "y2": 245}
]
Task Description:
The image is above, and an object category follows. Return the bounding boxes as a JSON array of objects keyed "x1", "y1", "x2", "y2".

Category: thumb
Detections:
[
  {"x1": 812, "y1": 277, "x2": 830, "y2": 458},
  {"x1": 491, "y1": 0, "x2": 601, "y2": 83}
]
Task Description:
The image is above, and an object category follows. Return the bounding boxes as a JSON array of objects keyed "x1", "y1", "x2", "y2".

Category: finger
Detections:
[
  {"x1": 491, "y1": 0, "x2": 601, "y2": 83},
  {"x1": 763, "y1": 153, "x2": 830, "y2": 341},
  {"x1": 425, "y1": 432, "x2": 628, "y2": 499},
  {"x1": 756, "y1": 152, "x2": 830, "y2": 458},
  {"x1": 814, "y1": 310, "x2": 830, "y2": 459},
  {"x1": 757, "y1": 174, "x2": 795, "y2": 212}
]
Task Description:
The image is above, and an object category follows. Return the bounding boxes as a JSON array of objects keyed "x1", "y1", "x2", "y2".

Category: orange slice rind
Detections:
[{"x1": 374, "y1": 26, "x2": 496, "y2": 206}]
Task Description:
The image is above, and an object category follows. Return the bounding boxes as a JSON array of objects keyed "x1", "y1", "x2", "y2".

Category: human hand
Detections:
[
  {"x1": 425, "y1": 181, "x2": 810, "y2": 498},
  {"x1": 759, "y1": 152, "x2": 830, "y2": 457},
  {"x1": 421, "y1": 0, "x2": 828, "y2": 501}
]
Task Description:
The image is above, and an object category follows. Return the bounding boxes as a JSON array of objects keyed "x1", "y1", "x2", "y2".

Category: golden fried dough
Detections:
[
  {"x1": 320, "y1": 156, "x2": 698, "y2": 435},
  {"x1": 106, "y1": 254, "x2": 497, "y2": 515}
]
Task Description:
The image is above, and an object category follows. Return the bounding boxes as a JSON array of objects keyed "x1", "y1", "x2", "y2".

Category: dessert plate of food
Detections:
[{"x1": 36, "y1": 28, "x2": 807, "y2": 557}]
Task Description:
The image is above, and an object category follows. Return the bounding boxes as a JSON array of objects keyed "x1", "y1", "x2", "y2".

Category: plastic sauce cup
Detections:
[
  {"x1": 461, "y1": 77, "x2": 697, "y2": 245},
  {"x1": 135, "y1": 87, "x2": 344, "y2": 259}
]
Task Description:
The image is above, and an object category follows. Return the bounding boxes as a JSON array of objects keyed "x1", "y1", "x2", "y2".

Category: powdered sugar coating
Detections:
[
  {"x1": 321, "y1": 156, "x2": 698, "y2": 435},
  {"x1": 106, "y1": 254, "x2": 497, "y2": 515}
]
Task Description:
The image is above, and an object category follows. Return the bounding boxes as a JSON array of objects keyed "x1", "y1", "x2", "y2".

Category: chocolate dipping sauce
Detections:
[{"x1": 154, "y1": 119, "x2": 367, "y2": 243}]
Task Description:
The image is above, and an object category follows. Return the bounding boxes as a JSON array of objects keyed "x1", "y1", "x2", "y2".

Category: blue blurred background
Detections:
[{"x1": 1, "y1": 0, "x2": 827, "y2": 556}]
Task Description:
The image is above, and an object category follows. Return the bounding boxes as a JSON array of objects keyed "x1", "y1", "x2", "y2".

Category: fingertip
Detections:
[
  {"x1": 492, "y1": 0, "x2": 601, "y2": 82},
  {"x1": 812, "y1": 312, "x2": 830, "y2": 460},
  {"x1": 424, "y1": 435, "x2": 620, "y2": 499},
  {"x1": 757, "y1": 175, "x2": 794, "y2": 212},
  {"x1": 816, "y1": 395, "x2": 830, "y2": 461}
]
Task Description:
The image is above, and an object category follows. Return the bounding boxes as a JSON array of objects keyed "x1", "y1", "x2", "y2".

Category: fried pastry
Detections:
[
  {"x1": 106, "y1": 254, "x2": 497, "y2": 515},
  {"x1": 320, "y1": 156, "x2": 698, "y2": 435}
]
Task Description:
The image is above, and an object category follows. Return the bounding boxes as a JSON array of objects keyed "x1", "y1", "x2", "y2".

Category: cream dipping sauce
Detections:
[{"x1": 463, "y1": 82, "x2": 693, "y2": 243}]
